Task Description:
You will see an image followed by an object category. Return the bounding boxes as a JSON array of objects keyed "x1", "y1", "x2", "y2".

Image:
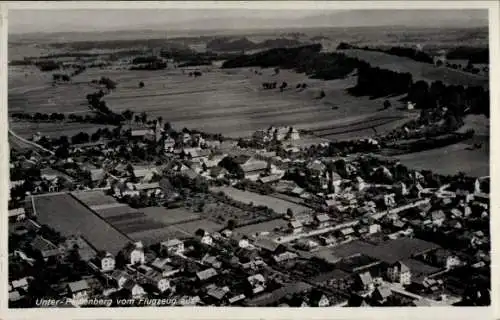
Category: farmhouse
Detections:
[
  {"x1": 241, "y1": 158, "x2": 268, "y2": 180},
  {"x1": 161, "y1": 239, "x2": 185, "y2": 255}
]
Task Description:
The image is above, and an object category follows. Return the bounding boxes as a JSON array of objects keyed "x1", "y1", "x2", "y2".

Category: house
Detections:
[
  {"x1": 160, "y1": 239, "x2": 185, "y2": 255},
  {"x1": 314, "y1": 213, "x2": 331, "y2": 228},
  {"x1": 228, "y1": 293, "x2": 246, "y2": 305},
  {"x1": 164, "y1": 137, "x2": 176, "y2": 153},
  {"x1": 431, "y1": 210, "x2": 446, "y2": 226},
  {"x1": 288, "y1": 220, "x2": 303, "y2": 234},
  {"x1": 368, "y1": 224, "x2": 382, "y2": 234},
  {"x1": 206, "y1": 285, "x2": 230, "y2": 302},
  {"x1": 247, "y1": 273, "x2": 266, "y2": 294},
  {"x1": 11, "y1": 278, "x2": 29, "y2": 292},
  {"x1": 337, "y1": 227, "x2": 355, "y2": 239},
  {"x1": 295, "y1": 239, "x2": 319, "y2": 251},
  {"x1": 8, "y1": 208, "x2": 26, "y2": 222},
  {"x1": 122, "y1": 241, "x2": 145, "y2": 265},
  {"x1": 9, "y1": 290, "x2": 24, "y2": 303},
  {"x1": 141, "y1": 270, "x2": 172, "y2": 293},
  {"x1": 209, "y1": 166, "x2": 228, "y2": 179},
  {"x1": 433, "y1": 249, "x2": 462, "y2": 270},
  {"x1": 90, "y1": 168, "x2": 105, "y2": 182},
  {"x1": 384, "y1": 193, "x2": 396, "y2": 207},
  {"x1": 307, "y1": 160, "x2": 326, "y2": 176},
  {"x1": 241, "y1": 158, "x2": 268, "y2": 181},
  {"x1": 130, "y1": 128, "x2": 155, "y2": 140},
  {"x1": 90, "y1": 251, "x2": 115, "y2": 273},
  {"x1": 200, "y1": 234, "x2": 214, "y2": 246},
  {"x1": 253, "y1": 238, "x2": 284, "y2": 254},
  {"x1": 273, "y1": 251, "x2": 299, "y2": 263},
  {"x1": 109, "y1": 270, "x2": 131, "y2": 289},
  {"x1": 386, "y1": 261, "x2": 411, "y2": 285},
  {"x1": 319, "y1": 234, "x2": 337, "y2": 246},
  {"x1": 372, "y1": 285, "x2": 392, "y2": 303},
  {"x1": 355, "y1": 177, "x2": 367, "y2": 191},
  {"x1": 150, "y1": 258, "x2": 180, "y2": 277},
  {"x1": 122, "y1": 279, "x2": 146, "y2": 299},
  {"x1": 309, "y1": 290, "x2": 330, "y2": 307},
  {"x1": 201, "y1": 254, "x2": 222, "y2": 269},
  {"x1": 196, "y1": 268, "x2": 218, "y2": 282},
  {"x1": 67, "y1": 279, "x2": 90, "y2": 301},
  {"x1": 356, "y1": 271, "x2": 374, "y2": 292},
  {"x1": 30, "y1": 236, "x2": 62, "y2": 262}
]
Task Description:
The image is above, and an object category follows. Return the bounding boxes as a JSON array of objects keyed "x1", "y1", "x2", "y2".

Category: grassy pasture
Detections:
[
  {"x1": 341, "y1": 49, "x2": 489, "y2": 88},
  {"x1": 211, "y1": 186, "x2": 309, "y2": 214}
]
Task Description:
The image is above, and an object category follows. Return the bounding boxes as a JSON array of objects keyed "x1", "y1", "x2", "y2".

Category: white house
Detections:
[
  {"x1": 161, "y1": 239, "x2": 185, "y2": 255},
  {"x1": 123, "y1": 241, "x2": 145, "y2": 265},
  {"x1": 92, "y1": 252, "x2": 115, "y2": 272},
  {"x1": 386, "y1": 261, "x2": 411, "y2": 285}
]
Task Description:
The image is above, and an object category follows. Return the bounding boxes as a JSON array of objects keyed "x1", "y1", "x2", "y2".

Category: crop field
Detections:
[
  {"x1": 142, "y1": 206, "x2": 201, "y2": 225},
  {"x1": 72, "y1": 190, "x2": 121, "y2": 208},
  {"x1": 341, "y1": 49, "x2": 489, "y2": 88},
  {"x1": 32, "y1": 193, "x2": 131, "y2": 255},
  {"x1": 211, "y1": 186, "x2": 309, "y2": 214},
  {"x1": 9, "y1": 63, "x2": 414, "y2": 140},
  {"x1": 394, "y1": 142, "x2": 489, "y2": 177},
  {"x1": 92, "y1": 67, "x2": 411, "y2": 138}
]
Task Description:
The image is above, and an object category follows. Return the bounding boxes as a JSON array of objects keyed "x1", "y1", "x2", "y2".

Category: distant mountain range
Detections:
[{"x1": 10, "y1": 9, "x2": 488, "y2": 36}]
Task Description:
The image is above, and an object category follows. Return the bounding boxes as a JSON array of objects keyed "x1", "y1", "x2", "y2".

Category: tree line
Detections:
[
  {"x1": 407, "y1": 80, "x2": 489, "y2": 117},
  {"x1": 222, "y1": 44, "x2": 363, "y2": 81},
  {"x1": 337, "y1": 42, "x2": 434, "y2": 64}
]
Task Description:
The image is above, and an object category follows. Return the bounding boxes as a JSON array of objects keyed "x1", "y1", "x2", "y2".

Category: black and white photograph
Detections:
[{"x1": 2, "y1": 1, "x2": 496, "y2": 317}]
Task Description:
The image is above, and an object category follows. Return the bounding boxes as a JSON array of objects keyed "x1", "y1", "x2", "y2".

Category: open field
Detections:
[
  {"x1": 9, "y1": 63, "x2": 415, "y2": 140},
  {"x1": 174, "y1": 219, "x2": 223, "y2": 235},
  {"x1": 142, "y1": 206, "x2": 201, "y2": 225},
  {"x1": 211, "y1": 186, "x2": 309, "y2": 214},
  {"x1": 128, "y1": 227, "x2": 192, "y2": 246},
  {"x1": 313, "y1": 238, "x2": 441, "y2": 265},
  {"x1": 232, "y1": 218, "x2": 289, "y2": 238},
  {"x1": 341, "y1": 49, "x2": 489, "y2": 88},
  {"x1": 32, "y1": 193, "x2": 131, "y2": 255},
  {"x1": 72, "y1": 190, "x2": 121, "y2": 208},
  {"x1": 393, "y1": 142, "x2": 489, "y2": 177}
]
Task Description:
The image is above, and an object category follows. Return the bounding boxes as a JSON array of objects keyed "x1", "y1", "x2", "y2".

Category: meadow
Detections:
[
  {"x1": 9, "y1": 63, "x2": 418, "y2": 140},
  {"x1": 211, "y1": 186, "x2": 309, "y2": 214},
  {"x1": 341, "y1": 49, "x2": 489, "y2": 88}
]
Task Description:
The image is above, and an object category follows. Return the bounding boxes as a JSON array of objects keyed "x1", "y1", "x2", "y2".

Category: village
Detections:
[{"x1": 8, "y1": 116, "x2": 490, "y2": 308}]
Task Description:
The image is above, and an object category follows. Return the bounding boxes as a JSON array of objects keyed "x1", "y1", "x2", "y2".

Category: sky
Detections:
[{"x1": 8, "y1": 8, "x2": 489, "y2": 35}]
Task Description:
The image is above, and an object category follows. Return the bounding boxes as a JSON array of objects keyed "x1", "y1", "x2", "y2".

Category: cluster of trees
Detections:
[
  {"x1": 446, "y1": 46, "x2": 489, "y2": 64},
  {"x1": 218, "y1": 156, "x2": 245, "y2": 179},
  {"x1": 296, "y1": 83, "x2": 308, "y2": 89},
  {"x1": 52, "y1": 73, "x2": 71, "y2": 82},
  {"x1": 130, "y1": 61, "x2": 167, "y2": 70},
  {"x1": 222, "y1": 44, "x2": 322, "y2": 69},
  {"x1": 207, "y1": 37, "x2": 302, "y2": 53},
  {"x1": 262, "y1": 82, "x2": 278, "y2": 89},
  {"x1": 11, "y1": 112, "x2": 65, "y2": 122},
  {"x1": 35, "y1": 60, "x2": 60, "y2": 72},
  {"x1": 337, "y1": 42, "x2": 434, "y2": 64},
  {"x1": 348, "y1": 63, "x2": 413, "y2": 98},
  {"x1": 222, "y1": 44, "x2": 363, "y2": 81},
  {"x1": 388, "y1": 130, "x2": 474, "y2": 154},
  {"x1": 407, "y1": 80, "x2": 490, "y2": 117},
  {"x1": 188, "y1": 71, "x2": 202, "y2": 77}
]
